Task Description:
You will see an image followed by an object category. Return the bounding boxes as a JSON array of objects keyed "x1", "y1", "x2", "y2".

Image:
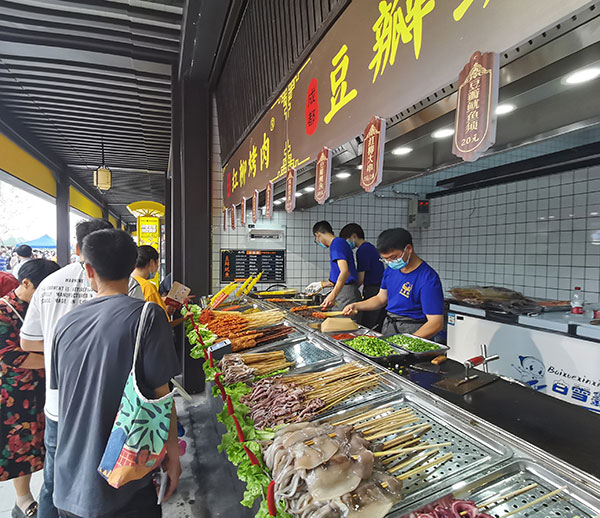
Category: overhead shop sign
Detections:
[{"x1": 222, "y1": 0, "x2": 591, "y2": 207}]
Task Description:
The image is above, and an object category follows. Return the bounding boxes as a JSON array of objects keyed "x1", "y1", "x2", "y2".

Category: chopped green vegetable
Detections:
[
  {"x1": 343, "y1": 335, "x2": 396, "y2": 356},
  {"x1": 385, "y1": 334, "x2": 440, "y2": 352}
]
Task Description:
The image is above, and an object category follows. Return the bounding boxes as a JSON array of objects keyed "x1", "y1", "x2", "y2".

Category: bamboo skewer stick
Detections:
[
  {"x1": 362, "y1": 417, "x2": 420, "y2": 439},
  {"x1": 374, "y1": 442, "x2": 452, "y2": 457},
  {"x1": 353, "y1": 409, "x2": 413, "y2": 431},
  {"x1": 501, "y1": 486, "x2": 567, "y2": 518},
  {"x1": 372, "y1": 423, "x2": 432, "y2": 444},
  {"x1": 387, "y1": 448, "x2": 440, "y2": 473},
  {"x1": 330, "y1": 406, "x2": 394, "y2": 426},
  {"x1": 476, "y1": 483, "x2": 539, "y2": 510},
  {"x1": 382, "y1": 439, "x2": 424, "y2": 464},
  {"x1": 396, "y1": 452, "x2": 453, "y2": 480}
]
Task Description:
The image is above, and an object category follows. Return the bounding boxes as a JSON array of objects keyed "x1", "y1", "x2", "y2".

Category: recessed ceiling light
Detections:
[
  {"x1": 565, "y1": 67, "x2": 600, "y2": 85},
  {"x1": 295, "y1": 192, "x2": 303, "y2": 197},
  {"x1": 336, "y1": 172, "x2": 351, "y2": 179},
  {"x1": 496, "y1": 103, "x2": 515, "y2": 115},
  {"x1": 304, "y1": 186, "x2": 315, "y2": 192},
  {"x1": 273, "y1": 200, "x2": 282, "y2": 206},
  {"x1": 392, "y1": 146, "x2": 413, "y2": 155},
  {"x1": 432, "y1": 128, "x2": 454, "y2": 139},
  {"x1": 357, "y1": 164, "x2": 363, "y2": 170}
]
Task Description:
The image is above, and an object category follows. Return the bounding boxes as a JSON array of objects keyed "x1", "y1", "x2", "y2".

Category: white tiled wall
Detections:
[
  {"x1": 420, "y1": 166, "x2": 600, "y2": 303},
  {"x1": 212, "y1": 102, "x2": 600, "y2": 303}
]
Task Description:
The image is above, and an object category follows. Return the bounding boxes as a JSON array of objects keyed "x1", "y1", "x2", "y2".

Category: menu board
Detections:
[{"x1": 220, "y1": 249, "x2": 285, "y2": 283}]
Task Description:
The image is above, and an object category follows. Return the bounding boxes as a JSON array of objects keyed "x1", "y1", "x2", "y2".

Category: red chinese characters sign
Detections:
[
  {"x1": 452, "y1": 51, "x2": 499, "y2": 162},
  {"x1": 252, "y1": 190, "x2": 258, "y2": 223},
  {"x1": 230, "y1": 205, "x2": 236, "y2": 230},
  {"x1": 265, "y1": 181, "x2": 274, "y2": 220},
  {"x1": 361, "y1": 117, "x2": 386, "y2": 193},
  {"x1": 314, "y1": 147, "x2": 331, "y2": 204},
  {"x1": 222, "y1": 0, "x2": 586, "y2": 206},
  {"x1": 285, "y1": 169, "x2": 297, "y2": 214}
]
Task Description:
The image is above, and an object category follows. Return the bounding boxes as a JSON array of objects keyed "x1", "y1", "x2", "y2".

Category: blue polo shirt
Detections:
[
  {"x1": 356, "y1": 242, "x2": 384, "y2": 286},
  {"x1": 381, "y1": 261, "x2": 444, "y2": 320},
  {"x1": 329, "y1": 237, "x2": 358, "y2": 284}
]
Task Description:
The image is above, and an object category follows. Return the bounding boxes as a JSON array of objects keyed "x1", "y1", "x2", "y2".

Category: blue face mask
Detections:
[
  {"x1": 346, "y1": 239, "x2": 356, "y2": 249},
  {"x1": 386, "y1": 250, "x2": 410, "y2": 270},
  {"x1": 317, "y1": 241, "x2": 327, "y2": 249}
]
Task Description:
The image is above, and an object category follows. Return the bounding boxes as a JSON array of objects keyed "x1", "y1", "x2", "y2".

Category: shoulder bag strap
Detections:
[
  {"x1": 1, "y1": 296, "x2": 24, "y2": 325},
  {"x1": 132, "y1": 301, "x2": 152, "y2": 368}
]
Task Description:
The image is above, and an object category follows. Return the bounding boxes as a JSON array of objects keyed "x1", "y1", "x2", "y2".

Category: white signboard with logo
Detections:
[{"x1": 447, "y1": 312, "x2": 600, "y2": 413}]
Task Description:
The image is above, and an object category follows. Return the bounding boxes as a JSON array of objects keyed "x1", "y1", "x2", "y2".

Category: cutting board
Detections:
[{"x1": 321, "y1": 317, "x2": 358, "y2": 332}]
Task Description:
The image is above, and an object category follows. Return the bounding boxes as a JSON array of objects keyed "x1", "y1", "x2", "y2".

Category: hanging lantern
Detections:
[{"x1": 93, "y1": 138, "x2": 112, "y2": 192}]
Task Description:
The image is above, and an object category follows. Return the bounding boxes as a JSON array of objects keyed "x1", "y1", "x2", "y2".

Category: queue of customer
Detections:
[{"x1": 0, "y1": 218, "x2": 182, "y2": 518}]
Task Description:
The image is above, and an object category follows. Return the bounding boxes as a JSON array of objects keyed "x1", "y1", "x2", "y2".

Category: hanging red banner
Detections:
[
  {"x1": 452, "y1": 51, "x2": 499, "y2": 162},
  {"x1": 285, "y1": 169, "x2": 297, "y2": 214},
  {"x1": 252, "y1": 190, "x2": 258, "y2": 223},
  {"x1": 314, "y1": 147, "x2": 331, "y2": 204},
  {"x1": 360, "y1": 116, "x2": 386, "y2": 193},
  {"x1": 230, "y1": 205, "x2": 236, "y2": 230},
  {"x1": 240, "y1": 198, "x2": 246, "y2": 226},
  {"x1": 265, "y1": 181, "x2": 274, "y2": 220}
]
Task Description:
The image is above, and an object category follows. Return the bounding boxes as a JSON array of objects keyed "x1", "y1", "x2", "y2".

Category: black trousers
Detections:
[
  {"x1": 57, "y1": 483, "x2": 161, "y2": 518},
  {"x1": 357, "y1": 284, "x2": 386, "y2": 331}
]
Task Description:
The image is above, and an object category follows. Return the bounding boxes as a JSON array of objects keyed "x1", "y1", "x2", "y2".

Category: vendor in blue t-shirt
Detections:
[
  {"x1": 305, "y1": 221, "x2": 361, "y2": 311},
  {"x1": 340, "y1": 223, "x2": 385, "y2": 330},
  {"x1": 342, "y1": 228, "x2": 444, "y2": 339}
]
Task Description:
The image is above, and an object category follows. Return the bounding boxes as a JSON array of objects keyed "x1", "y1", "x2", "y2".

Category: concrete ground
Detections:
[{"x1": 0, "y1": 391, "x2": 251, "y2": 518}]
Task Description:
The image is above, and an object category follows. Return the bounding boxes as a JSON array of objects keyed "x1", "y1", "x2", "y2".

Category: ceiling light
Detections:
[
  {"x1": 278, "y1": 197, "x2": 286, "y2": 202},
  {"x1": 273, "y1": 200, "x2": 282, "y2": 206},
  {"x1": 357, "y1": 164, "x2": 363, "y2": 170},
  {"x1": 392, "y1": 146, "x2": 413, "y2": 155},
  {"x1": 496, "y1": 103, "x2": 515, "y2": 115},
  {"x1": 336, "y1": 172, "x2": 351, "y2": 179},
  {"x1": 432, "y1": 128, "x2": 454, "y2": 139},
  {"x1": 295, "y1": 192, "x2": 303, "y2": 197},
  {"x1": 565, "y1": 67, "x2": 600, "y2": 85},
  {"x1": 304, "y1": 186, "x2": 315, "y2": 193}
]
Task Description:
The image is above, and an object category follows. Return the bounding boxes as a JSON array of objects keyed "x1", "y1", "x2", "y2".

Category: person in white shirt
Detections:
[
  {"x1": 20, "y1": 219, "x2": 143, "y2": 518},
  {"x1": 12, "y1": 244, "x2": 34, "y2": 280}
]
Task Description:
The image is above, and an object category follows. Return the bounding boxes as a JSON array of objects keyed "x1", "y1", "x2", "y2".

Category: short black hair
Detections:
[
  {"x1": 312, "y1": 221, "x2": 334, "y2": 235},
  {"x1": 377, "y1": 228, "x2": 413, "y2": 254},
  {"x1": 76, "y1": 219, "x2": 113, "y2": 250},
  {"x1": 339, "y1": 223, "x2": 365, "y2": 240},
  {"x1": 15, "y1": 245, "x2": 33, "y2": 258},
  {"x1": 18, "y1": 258, "x2": 60, "y2": 287},
  {"x1": 82, "y1": 229, "x2": 137, "y2": 281},
  {"x1": 136, "y1": 245, "x2": 159, "y2": 268}
]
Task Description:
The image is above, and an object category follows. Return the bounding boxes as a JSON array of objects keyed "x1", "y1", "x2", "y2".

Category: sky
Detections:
[{"x1": 0, "y1": 180, "x2": 88, "y2": 247}]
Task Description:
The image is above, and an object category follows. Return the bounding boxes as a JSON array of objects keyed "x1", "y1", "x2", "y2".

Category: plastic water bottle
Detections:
[{"x1": 571, "y1": 287, "x2": 584, "y2": 315}]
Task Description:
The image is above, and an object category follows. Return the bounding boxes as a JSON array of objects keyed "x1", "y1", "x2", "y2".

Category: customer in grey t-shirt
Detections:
[{"x1": 50, "y1": 229, "x2": 181, "y2": 518}]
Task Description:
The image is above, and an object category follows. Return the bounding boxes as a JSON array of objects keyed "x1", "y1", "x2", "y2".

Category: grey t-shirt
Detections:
[{"x1": 50, "y1": 294, "x2": 180, "y2": 517}]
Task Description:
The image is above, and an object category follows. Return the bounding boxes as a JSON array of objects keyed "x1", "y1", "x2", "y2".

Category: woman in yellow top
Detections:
[{"x1": 132, "y1": 246, "x2": 168, "y2": 316}]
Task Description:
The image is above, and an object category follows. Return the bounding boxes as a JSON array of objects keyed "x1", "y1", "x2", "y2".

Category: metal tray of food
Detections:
[
  {"x1": 395, "y1": 458, "x2": 600, "y2": 517},
  {"x1": 381, "y1": 333, "x2": 449, "y2": 358},
  {"x1": 319, "y1": 392, "x2": 512, "y2": 513},
  {"x1": 252, "y1": 336, "x2": 343, "y2": 371},
  {"x1": 338, "y1": 335, "x2": 408, "y2": 367}
]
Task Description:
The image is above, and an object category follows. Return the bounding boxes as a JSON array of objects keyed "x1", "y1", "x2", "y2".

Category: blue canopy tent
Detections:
[{"x1": 18, "y1": 234, "x2": 57, "y2": 249}]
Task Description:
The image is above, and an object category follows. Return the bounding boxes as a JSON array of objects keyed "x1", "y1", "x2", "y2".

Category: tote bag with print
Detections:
[{"x1": 98, "y1": 302, "x2": 176, "y2": 488}]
